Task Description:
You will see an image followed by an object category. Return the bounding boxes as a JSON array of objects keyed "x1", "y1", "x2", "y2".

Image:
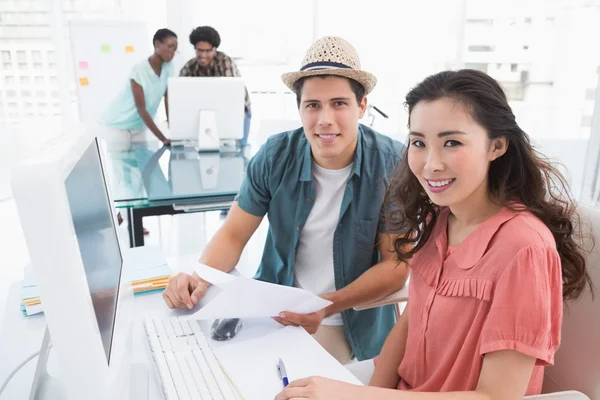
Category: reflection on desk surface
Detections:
[
  {"x1": 102, "y1": 142, "x2": 249, "y2": 205},
  {"x1": 143, "y1": 146, "x2": 247, "y2": 201}
]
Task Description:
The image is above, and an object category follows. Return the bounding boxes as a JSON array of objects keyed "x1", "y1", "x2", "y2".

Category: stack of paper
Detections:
[
  {"x1": 19, "y1": 246, "x2": 172, "y2": 316},
  {"x1": 123, "y1": 246, "x2": 171, "y2": 295},
  {"x1": 20, "y1": 264, "x2": 42, "y2": 316}
]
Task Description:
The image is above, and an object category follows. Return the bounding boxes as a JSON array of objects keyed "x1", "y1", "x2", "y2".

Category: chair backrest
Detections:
[{"x1": 542, "y1": 203, "x2": 600, "y2": 399}]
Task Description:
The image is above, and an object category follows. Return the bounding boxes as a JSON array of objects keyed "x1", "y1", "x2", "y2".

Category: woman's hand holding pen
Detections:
[{"x1": 275, "y1": 376, "x2": 364, "y2": 400}]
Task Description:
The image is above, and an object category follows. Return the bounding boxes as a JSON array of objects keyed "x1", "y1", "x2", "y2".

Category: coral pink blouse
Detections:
[{"x1": 397, "y1": 207, "x2": 563, "y2": 395}]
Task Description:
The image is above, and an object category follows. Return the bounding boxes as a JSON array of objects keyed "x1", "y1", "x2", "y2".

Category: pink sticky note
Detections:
[{"x1": 79, "y1": 61, "x2": 88, "y2": 70}]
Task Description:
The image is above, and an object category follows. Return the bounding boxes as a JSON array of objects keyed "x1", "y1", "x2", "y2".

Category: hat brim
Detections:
[{"x1": 281, "y1": 68, "x2": 377, "y2": 95}]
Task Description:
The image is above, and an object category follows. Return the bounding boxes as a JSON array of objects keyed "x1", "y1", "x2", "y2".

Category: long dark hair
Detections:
[{"x1": 387, "y1": 69, "x2": 592, "y2": 300}]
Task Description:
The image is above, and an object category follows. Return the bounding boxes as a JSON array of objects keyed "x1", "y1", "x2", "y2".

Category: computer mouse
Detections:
[{"x1": 210, "y1": 318, "x2": 243, "y2": 341}]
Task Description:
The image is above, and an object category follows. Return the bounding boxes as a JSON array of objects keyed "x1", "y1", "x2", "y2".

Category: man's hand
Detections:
[
  {"x1": 273, "y1": 308, "x2": 327, "y2": 334},
  {"x1": 162, "y1": 272, "x2": 208, "y2": 309}
]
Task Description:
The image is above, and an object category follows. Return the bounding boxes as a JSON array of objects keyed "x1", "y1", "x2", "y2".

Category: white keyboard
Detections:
[{"x1": 143, "y1": 317, "x2": 238, "y2": 400}]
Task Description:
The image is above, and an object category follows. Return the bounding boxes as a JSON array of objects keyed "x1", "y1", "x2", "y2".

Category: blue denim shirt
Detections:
[{"x1": 235, "y1": 124, "x2": 404, "y2": 360}]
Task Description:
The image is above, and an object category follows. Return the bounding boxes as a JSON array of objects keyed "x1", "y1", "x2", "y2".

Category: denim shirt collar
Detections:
[{"x1": 299, "y1": 125, "x2": 364, "y2": 182}]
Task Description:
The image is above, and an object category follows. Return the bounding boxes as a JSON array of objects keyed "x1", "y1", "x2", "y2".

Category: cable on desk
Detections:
[{"x1": 0, "y1": 349, "x2": 42, "y2": 397}]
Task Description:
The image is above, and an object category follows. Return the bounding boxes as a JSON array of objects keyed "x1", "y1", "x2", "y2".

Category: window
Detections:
[
  {"x1": 49, "y1": 76, "x2": 57, "y2": 84},
  {"x1": 20, "y1": 76, "x2": 30, "y2": 84},
  {"x1": 511, "y1": 63, "x2": 518, "y2": 72},
  {"x1": 16, "y1": 50, "x2": 26, "y2": 62},
  {"x1": 524, "y1": 17, "x2": 532, "y2": 24},
  {"x1": 4, "y1": 76, "x2": 15, "y2": 84},
  {"x1": 465, "y1": 63, "x2": 488, "y2": 72},
  {"x1": 468, "y1": 44, "x2": 495, "y2": 52},
  {"x1": 18, "y1": 62, "x2": 28, "y2": 70},
  {"x1": 36, "y1": 90, "x2": 46, "y2": 97},
  {"x1": 497, "y1": 63, "x2": 502, "y2": 69},
  {"x1": 466, "y1": 18, "x2": 493, "y2": 26},
  {"x1": 31, "y1": 50, "x2": 42, "y2": 63},
  {"x1": 33, "y1": 62, "x2": 42, "y2": 69},
  {"x1": 21, "y1": 90, "x2": 32, "y2": 97},
  {"x1": 8, "y1": 102, "x2": 18, "y2": 109},
  {"x1": 7, "y1": 90, "x2": 17, "y2": 98},
  {"x1": 35, "y1": 76, "x2": 44, "y2": 84},
  {"x1": 50, "y1": 90, "x2": 59, "y2": 98},
  {"x1": 523, "y1": 45, "x2": 530, "y2": 50},
  {"x1": 1, "y1": 50, "x2": 10, "y2": 62},
  {"x1": 585, "y1": 88, "x2": 596, "y2": 101},
  {"x1": 47, "y1": 51, "x2": 55, "y2": 66},
  {"x1": 581, "y1": 115, "x2": 593, "y2": 128},
  {"x1": 502, "y1": 82, "x2": 525, "y2": 101}
]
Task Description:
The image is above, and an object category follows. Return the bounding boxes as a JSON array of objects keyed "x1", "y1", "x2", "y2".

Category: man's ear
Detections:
[{"x1": 359, "y1": 96, "x2": 368, "y2": 119}]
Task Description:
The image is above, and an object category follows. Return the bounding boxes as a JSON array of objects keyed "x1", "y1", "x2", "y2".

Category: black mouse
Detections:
[{"x1": 210, "y1": 318, "x2": 243, "y2": 341}]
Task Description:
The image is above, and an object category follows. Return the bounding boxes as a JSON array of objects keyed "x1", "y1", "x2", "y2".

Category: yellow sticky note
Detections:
[
  {"x1": 125, "y1": 45, "x2": 135, "y2": 53},
  {"x1": 79, "y1": 77, "x2": 89, "y2": 86},
  {"x1": 101, "y1": 44, "x2": 111, "y2": 53}
]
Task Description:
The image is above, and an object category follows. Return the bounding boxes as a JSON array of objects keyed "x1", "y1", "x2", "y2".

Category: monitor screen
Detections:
[{"x1": 64, "y1": 139, "x2": 122, "y2": 364}]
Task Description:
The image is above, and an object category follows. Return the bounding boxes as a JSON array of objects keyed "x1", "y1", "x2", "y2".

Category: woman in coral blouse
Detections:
[{"x1": 276, "y1": 69, "x2": 593, "y2": 399}]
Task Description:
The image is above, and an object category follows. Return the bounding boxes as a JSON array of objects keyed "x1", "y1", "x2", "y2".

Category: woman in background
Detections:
[
  {"x1": 100, "y1": 28, "x2": 177, "y2": 149},
  {"x1": 100, "y1": 28, "x2": 178, "y2": 232},
  {"x1": 276, "y1": 69, "x2": 593, "y2": 399}
]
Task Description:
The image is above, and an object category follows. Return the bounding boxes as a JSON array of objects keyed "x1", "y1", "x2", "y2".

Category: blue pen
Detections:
[{"x1": 277, "y1": 358, "x2": 289, "y2": 387}]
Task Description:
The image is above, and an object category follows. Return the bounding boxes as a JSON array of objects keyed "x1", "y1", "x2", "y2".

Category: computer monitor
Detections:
[
  {"x1": 168, "y1": 77, "x2": 245, "y2": 151},
  {"x1": 11, "y1": 134, "x2": 142, "y2": 399}
]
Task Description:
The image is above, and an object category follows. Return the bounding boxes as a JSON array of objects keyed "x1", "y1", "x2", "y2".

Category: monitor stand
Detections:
[
  {"x1": 196, "y1": 110, "x2": 220, "y2": 152},
  {"x1": 29, "y1": 327, "x2": 148, "y2": 400}
]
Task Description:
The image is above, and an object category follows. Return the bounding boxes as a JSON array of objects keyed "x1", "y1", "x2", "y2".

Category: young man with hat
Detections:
[{"x1": 162, "y1": 36, "x2": 408, "y2": 364}]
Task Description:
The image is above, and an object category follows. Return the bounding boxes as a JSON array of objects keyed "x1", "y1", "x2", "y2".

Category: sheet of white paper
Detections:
[
  {"x1": 194, "y1": 262, "x2": 238, "y2": 288},
  {"x1": 122, "y1": 245, "x2": 169, "y2": 282},
  {"x1": 190, "y1": 272, "x2": 332, "y2": 319},
  {"x1": 214, "y1": 326, "x2": 362, "y2": 400}
]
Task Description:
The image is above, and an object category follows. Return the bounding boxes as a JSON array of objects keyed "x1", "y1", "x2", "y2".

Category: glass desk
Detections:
[{"x1": 102, "y1": 142, "x2": 249, "y2": 247}]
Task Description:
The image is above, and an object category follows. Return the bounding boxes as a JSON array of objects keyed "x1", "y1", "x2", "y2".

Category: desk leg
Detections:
[{"x1": 127, "y1": 208, "x2": 145, "y2": 248}]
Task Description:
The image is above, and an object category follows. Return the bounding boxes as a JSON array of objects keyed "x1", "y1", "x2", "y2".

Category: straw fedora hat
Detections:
[{"x1": 281, "y1": 36, "x2": 377, "y2": 95}]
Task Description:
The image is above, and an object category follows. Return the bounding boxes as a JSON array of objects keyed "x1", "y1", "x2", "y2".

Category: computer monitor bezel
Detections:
[{"x1": 11, "y1": 133, "x2": 136, "y2": 399}]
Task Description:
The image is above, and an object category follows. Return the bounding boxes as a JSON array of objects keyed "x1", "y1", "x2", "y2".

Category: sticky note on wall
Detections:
[
  {"x1": 79, "y1": 77, "x2": 89, "y2": 86},
  {"x1": 101, "y1": 44, "x2": 111, "y2": 53},
  {"x1": 125, "y1": 45, "x2": 135, "y2": 53},
  {"x1": 78, "y1": 61, "x2": 88, "y2": 69}
]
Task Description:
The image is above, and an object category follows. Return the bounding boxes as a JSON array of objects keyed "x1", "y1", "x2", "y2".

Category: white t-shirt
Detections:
[{"x1": 293, "y1": 161, "x2": 353, "y2": 326}]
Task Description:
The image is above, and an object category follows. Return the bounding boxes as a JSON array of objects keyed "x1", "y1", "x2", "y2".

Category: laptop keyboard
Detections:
[{"x1": 143, "y1": 317, "x2": 238, "y2": 400}]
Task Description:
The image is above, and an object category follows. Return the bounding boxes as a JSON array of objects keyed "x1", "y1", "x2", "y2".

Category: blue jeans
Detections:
[{"x1": 240, "y1": 109, "x2": 252, "y2": 146}]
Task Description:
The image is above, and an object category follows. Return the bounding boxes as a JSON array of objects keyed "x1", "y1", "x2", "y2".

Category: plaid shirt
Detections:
[{"x1": 179, "y1": 51, "x2": 251, "y2": 112}]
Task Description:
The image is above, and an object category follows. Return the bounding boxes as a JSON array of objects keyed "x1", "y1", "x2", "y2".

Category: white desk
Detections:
[{"x1": 0, "y1": 254, "x2": 289, "y2": 399}]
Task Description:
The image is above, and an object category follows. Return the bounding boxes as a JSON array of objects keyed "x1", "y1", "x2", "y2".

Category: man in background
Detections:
[{"x1": 180, "y1": 26, "x2": 252, "y2": 147}]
